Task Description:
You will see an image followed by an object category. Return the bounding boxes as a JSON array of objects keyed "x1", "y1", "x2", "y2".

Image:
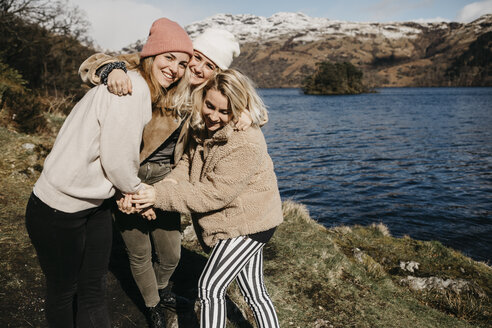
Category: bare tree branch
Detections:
[{"x1": 0, "y1": 0, "x2": 91, "y2": 42}]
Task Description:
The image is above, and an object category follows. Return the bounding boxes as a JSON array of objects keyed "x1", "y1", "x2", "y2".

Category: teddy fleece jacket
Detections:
[
  {"x1": 153, "y1": 124, "x2": 284, "y2": 247},
  {"x1": 34, "y1": 70, "x2": 151, "y2": 213}
]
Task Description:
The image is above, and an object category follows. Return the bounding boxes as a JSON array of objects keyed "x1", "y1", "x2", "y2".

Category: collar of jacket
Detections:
[
  {"x1": 139, "y1": 108, "x2": 184, "y2": 163},
  {"x1": 192, "y1": 123, "x2": 235, "y2": 145}
]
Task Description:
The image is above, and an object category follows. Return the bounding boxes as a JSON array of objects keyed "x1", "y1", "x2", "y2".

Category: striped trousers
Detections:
[{"x1": 198, "y1": 236, "x2": 280, "y2": 328}]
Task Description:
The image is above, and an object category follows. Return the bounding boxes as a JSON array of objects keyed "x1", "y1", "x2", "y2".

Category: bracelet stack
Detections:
[{"x1": 100, "y1": 61, "x2": 127, "y2": 85}]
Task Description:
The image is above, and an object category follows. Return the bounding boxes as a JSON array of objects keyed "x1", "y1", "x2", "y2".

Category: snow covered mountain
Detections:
[
  {"x1": 186, "y1": 12, "x2": 435, "y2": 43},
  {"x1": 123, "y1": 13, "x2": 492, "y2": 88}
]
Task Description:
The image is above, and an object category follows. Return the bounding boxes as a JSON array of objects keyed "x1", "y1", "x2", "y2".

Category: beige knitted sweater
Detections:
[
  {"x1": 154, "y1": 124, "x2": 283, "y2": 247},
  {"x1": 34, "y1": 70, "x2": 151, "y2": 213}
]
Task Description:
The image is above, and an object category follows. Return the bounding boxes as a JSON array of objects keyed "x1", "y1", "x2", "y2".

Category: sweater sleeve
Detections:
[
  {"x1": 78, "y1": 53, "x2": 139, "y2": 85},
  {"x1": 153, "y1": 140, "x2": 264, "y2": 214},
  {"x1": 78, "y1": 53, "x2": 119, "y2": 85},
  {"x1": 99, "y1": 79, "x2": 150, "y2": 194}
]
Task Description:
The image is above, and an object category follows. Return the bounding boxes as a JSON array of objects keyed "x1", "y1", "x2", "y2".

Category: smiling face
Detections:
[
  {"x1": 151, "y1": 52, "x2": 190, "y2": 88},
  {"x1": 188, "y1": 50, "x2": 218, "y2": 86},
  {"x1": 201, "y1": 88, "x2": 232, "y2": 132}
]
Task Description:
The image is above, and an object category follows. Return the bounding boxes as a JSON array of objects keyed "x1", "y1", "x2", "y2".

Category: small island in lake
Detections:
[{"x1": 302, "y1": 61, "x2": 371, "y2": 95}]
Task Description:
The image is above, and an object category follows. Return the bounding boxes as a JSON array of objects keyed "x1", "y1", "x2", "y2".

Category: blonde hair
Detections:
[
  {"x1": 123, "y1": 54, "x2": 191, "y2": 117},
  {"x1": 190, "y1": 69, "x2": 267, "y2": 131}
]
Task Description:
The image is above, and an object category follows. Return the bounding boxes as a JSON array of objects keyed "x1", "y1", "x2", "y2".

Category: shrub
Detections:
[
  {"x1": 0, "y1": 60, "x2": 26, "y2": 95},
  {"x1": 0, "y1": 59, "x2": 47, "y2": 133},
  {"x1": 1, "y1": 88, "x2": 48, "y2": 134}
]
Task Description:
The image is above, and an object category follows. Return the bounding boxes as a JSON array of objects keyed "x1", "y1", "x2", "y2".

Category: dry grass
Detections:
[
  {"x1": 41, "y1": 94, "x2": 77, "y2": 116},
  {"x1": 0, "y1": 126, "x2": 53, "y2": 326},
  {"x1": 218, "y1": 201, "x2": 489, "y2": 327},
  {"x1": 329, "y1": 223, "x2": 492, "y2": 326},
  {"x1": 1, "y1": 125, "x2": 491, "y2": 327}
]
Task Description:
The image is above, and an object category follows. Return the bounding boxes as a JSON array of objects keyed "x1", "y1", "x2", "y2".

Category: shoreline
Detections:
[{"x1": 1, "y1": 124, "x2": 491, "y2": 327}]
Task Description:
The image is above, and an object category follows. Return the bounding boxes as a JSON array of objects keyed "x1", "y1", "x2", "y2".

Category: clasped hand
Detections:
[{"x1": 116, "y1": 183, "x2": 157, "y2": 220}]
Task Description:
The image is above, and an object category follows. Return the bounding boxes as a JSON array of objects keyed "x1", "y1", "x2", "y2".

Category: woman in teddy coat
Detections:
[{"x1": 128, "y1": 69, "x2": 283, "y2": 328}]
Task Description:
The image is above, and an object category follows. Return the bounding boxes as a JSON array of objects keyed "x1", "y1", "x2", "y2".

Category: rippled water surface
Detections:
[{"x1": 259, "y1": 88, "x2": 492, "y2": 261}]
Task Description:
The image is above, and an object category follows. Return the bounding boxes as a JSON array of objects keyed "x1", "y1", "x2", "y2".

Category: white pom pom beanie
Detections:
[{"x1": 192, "y1": 28, "x2": 240, "y2": 69}]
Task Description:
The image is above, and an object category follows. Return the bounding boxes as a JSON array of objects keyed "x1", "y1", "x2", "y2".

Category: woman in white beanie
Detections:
[
  {"x1": 77, "y1": 28, "x2": 250, "y2": 323},
  {"x1": 187, "y1": 28, "x2": 240, "y2": 85}
]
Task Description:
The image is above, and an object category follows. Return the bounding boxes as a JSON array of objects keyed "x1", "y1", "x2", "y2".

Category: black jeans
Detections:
[{"x1": 25, "y1": 193, "x2": 112, "y2": 328}]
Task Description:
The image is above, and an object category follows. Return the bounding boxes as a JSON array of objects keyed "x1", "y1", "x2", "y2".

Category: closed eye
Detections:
[{"x1": 205, "y1": 100, "x2": 215, "y2": 110}]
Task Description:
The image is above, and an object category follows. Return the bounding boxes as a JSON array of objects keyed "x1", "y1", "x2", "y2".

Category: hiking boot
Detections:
[
  {"x1": 147, "y1": 305, "x2": 166, "y2": 328},
  {"x1": 158, "y1": 284, "x2": 193, "y2": 312}
]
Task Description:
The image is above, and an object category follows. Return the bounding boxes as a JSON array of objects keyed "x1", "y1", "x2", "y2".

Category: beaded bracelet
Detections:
[{"x1": 100, "y1": 61, "x2": 127, "y2": 85}]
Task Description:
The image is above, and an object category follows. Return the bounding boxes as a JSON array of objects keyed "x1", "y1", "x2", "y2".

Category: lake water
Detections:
[{"x1": 259, "y1": 88, "x2": 492, "y2": 262}]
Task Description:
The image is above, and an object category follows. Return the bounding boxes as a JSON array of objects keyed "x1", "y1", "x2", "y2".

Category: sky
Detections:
[{"x1": 68, "y1": 0, "x2": 492, "y2": 51}]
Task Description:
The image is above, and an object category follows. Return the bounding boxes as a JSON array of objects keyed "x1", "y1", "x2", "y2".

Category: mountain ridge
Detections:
[
  {"x1": 186, "y1": 12, "x2": 446, "y2": 43},
  {"x1": 122, "y1": 13, "x2": 492, "y2": 88}
]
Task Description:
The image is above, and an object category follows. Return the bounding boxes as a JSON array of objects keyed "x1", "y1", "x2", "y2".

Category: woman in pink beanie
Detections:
[
  {"x1": 25, "y1": 17, "x2": 192, "y2": 328},
  {"x1": 77, "y1": 27, "x2": 258, "y2": 328}
]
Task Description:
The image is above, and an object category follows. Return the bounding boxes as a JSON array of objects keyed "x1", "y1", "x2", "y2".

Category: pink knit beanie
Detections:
[{"x1": 140, "y1": 18, "x2": 193, "y2": 58}]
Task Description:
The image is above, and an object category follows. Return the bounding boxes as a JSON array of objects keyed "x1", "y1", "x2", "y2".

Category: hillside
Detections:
[
  {"x1": 1, "y1": 124, "x2": 491, "y2": 327},
  {"x1": 122, "y1": 13, "x2": 492, "y2": 88},
  {"x1": 183, "y1": 12, "x2": 492, "y2": 88}
]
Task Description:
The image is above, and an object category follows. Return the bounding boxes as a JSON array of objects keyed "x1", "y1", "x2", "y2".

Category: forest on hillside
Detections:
[{"x1": 0, "y1": 0, "x2": 95, "y2": 133}]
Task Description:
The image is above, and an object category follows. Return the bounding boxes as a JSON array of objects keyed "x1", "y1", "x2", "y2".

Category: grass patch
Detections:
[
  {"x1": 1, "y1": 126, "x2": 491, "y2": 327},
  {"x1": 328, "y1": 223, "x2": 491, "y2": 326}
]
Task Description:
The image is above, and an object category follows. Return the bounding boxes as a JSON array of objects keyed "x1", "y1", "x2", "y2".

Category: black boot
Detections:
[
  {"x1": 158, "y1": 284, "x2": 193, "y2": 312},
  {"x1": 147, "y1": 305, "x2": 166, "y2": 328}
]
